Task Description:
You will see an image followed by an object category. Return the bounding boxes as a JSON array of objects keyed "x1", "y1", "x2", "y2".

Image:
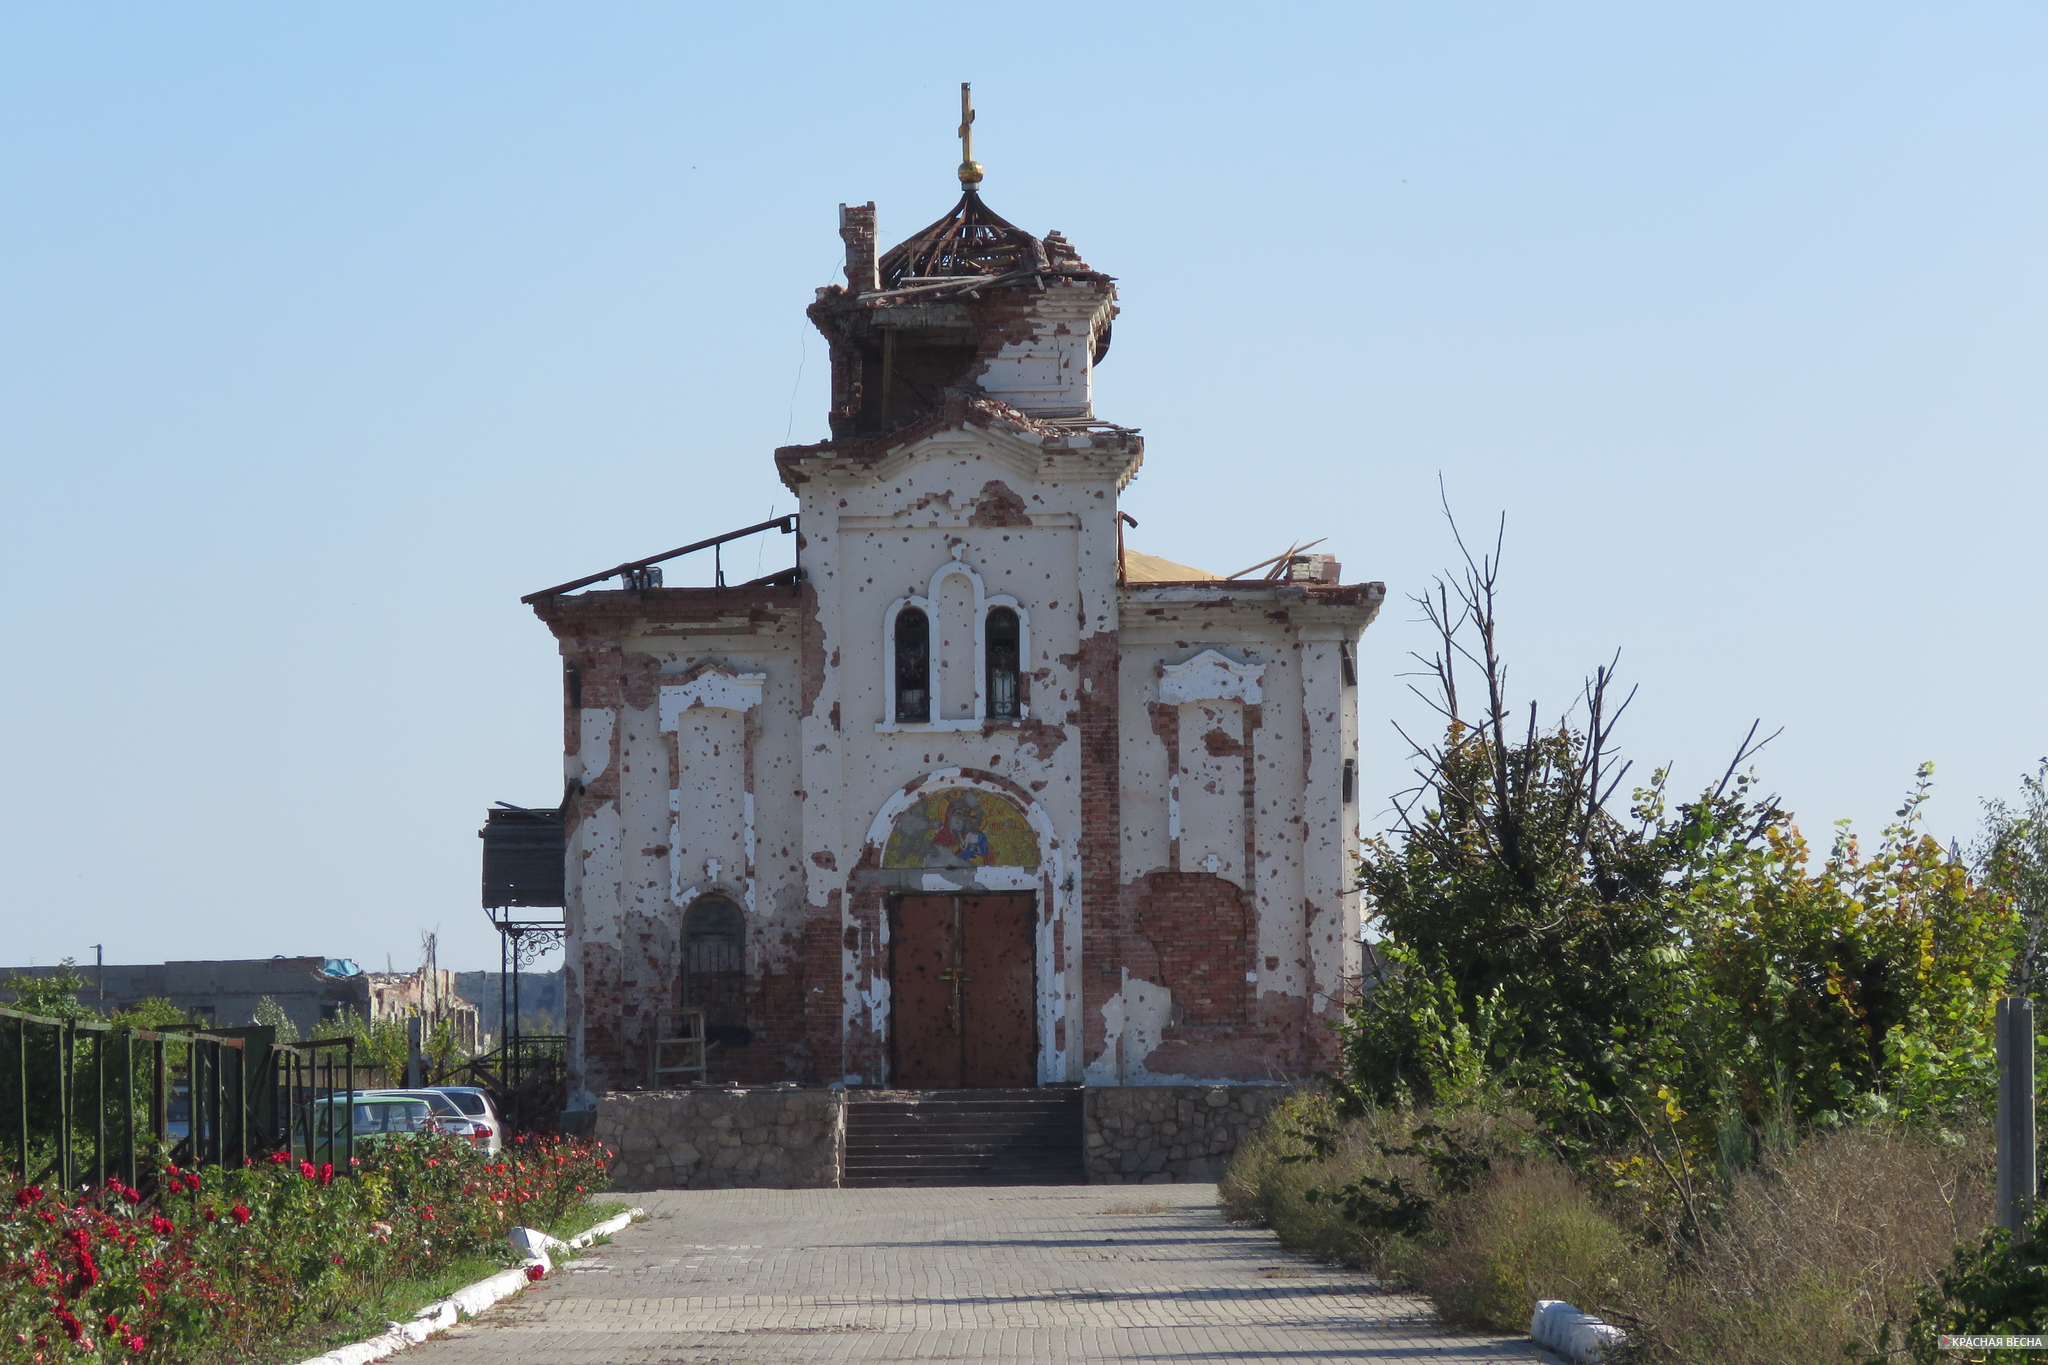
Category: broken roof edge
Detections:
[
  {"x1": 528, "y1": 581, "x2": 807, "y2": 628},
  {"x1": 1120, "y1": 579, "x2": 1387, "y2": 610},
  {"x1": 774, "y1": 394, "x2": 1143, "y2": 492},
  {"x1": 816, "y1": 266, "x2": 1117, "y2": 313}
]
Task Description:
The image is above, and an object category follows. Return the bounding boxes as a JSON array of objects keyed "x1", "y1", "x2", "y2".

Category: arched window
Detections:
[
  {"x1": 985, "y1": 607, "x2": 1021, "y2": 720},
  {"x1": 895, "y1": 607, "x2": 931, "y2": 723},
  {"x1": 681, "y1": 898, "x2": 748, "y2": 1047}
]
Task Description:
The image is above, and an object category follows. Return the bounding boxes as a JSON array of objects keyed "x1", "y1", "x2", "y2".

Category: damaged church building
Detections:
[{"x1": 526, "y1": 92, "x2": 1384, "y2": 1184}]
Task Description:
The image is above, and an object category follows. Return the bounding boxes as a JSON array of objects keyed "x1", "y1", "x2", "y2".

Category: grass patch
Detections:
[
  {"x1": 545, "y1": 1199, "x2": 630, "y2": 1241},
  {"x1": 232, "y1": 1196, "x2": 633, "y2": 1365},
  {"x1": 233, "y1": 1252, "x2": 508, "y2": 1365}
]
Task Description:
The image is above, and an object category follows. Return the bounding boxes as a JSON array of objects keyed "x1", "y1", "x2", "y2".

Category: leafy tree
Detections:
[
  {"x1": 1340, "y1": 516, "x2": 1772, "y2": 1125},
  {"x1": 1339, "y1": 514, "x2": 2014, "y2": 1163},
  {"x1": 1979, "y1": 758, "x2": 2048, "y2": 998},
  {"x1": 1, "y1": 960, "x2": 94, "y2": 1019},
  {"x1": 329, "y1": 1010, "x2": 412, "y2": 1081},
  {"x1": 1665, "y1": 768, "x2": 2012, "y2": 1130},
  {"x1": 1898, "y1": 1198, "x2": 2048, "y2": 1365},
  {"x1": 251, "y1": 995, "x2": 300, "y2": 1044}
]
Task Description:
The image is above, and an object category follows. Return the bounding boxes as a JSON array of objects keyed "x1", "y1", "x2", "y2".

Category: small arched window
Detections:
[
  {"x1": 986, "y1": 607, "x2": 1021, "y2": 720},
  {"x1": 681, "y1": 898, "x2": 748, "y2": 1047},
  {"x1": 895, "y1": 607, "x2": 931, "y2": 723}
]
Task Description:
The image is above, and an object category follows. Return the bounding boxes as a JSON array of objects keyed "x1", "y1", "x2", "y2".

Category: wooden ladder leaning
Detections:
[{"x1": 651, "y1": 1007, "x2": 713, "y2": 1086}]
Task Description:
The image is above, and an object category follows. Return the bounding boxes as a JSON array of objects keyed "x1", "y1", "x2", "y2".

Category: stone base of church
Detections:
[
  {"x1": 1082, "y1": 1085, "x2": 1293, "y2": 1184},
  {"x1": 595, "y1": 1083, "x2": 1299, "y2": 1191},
  {"x1": 598, "y1": 1087, "x2": 842, "y2": 1192}
]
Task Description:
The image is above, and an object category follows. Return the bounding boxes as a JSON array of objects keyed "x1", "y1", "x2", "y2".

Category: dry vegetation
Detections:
[
  {"x1": 1222, "y1": 1094, "x2": 1996, "y2": 1363},
  {"x1": 1621, "y1": 1124, "x2": 1994, "y2": 1363}
]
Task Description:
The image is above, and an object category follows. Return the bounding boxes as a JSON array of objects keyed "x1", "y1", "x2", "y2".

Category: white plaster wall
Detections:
[
  {"x1": 1176, "y1": 698, "x2": 1245, "y2": 882},
  {"x1": 795, "y1": 431, "x2": 1122, "y2": 1084},
  {"x1": 1300, "y1": 627, "x2": 1362, "y2": 1013},
  {"x1": 974, "y1": 284, "x2": 1107, "y2": 419},
  {"x1": 617, "y1": 630, "x2": 806, "y2": 985},
  {"x1": 667, "y1": 706, "x2": 748, "y2": 903},
  {"x1": 933, "y1": 569, "x2": 978, "y2": 722},
  {"x1": 1106, "y1": 605, "x2": 1345, "y2": 1081},
  {"x1": 1251, "y1": 645, "x2": 1308, "y2": 1002},
  {"x1": 1119, "y1": 659, "x2": 1172, "y2": 882}
]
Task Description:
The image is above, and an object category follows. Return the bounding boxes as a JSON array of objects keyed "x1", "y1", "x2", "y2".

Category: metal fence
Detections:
[
  {"x1": 2, "y1": 1006, "x2": 362, "y2": 1190},
  {"x1": 437, "y1": 1033, "x2": 565, "y2": 1131}
]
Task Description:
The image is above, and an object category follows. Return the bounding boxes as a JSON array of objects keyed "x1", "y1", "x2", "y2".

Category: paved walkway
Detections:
[{"x1": 410, "y1": 1184, "x2": 1549, "y2": 1363}]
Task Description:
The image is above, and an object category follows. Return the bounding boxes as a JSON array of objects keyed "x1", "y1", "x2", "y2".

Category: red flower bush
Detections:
[{"x1": 2, "y1": 1133, "x2": 613, "y2": 1364}]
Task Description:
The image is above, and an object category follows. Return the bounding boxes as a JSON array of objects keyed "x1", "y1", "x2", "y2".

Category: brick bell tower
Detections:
[{"x1": 806, "y1": 84, "x2": 1119, "y2": 436}]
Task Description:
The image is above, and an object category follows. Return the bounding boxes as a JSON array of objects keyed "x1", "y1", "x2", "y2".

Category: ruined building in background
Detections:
[
  {"x1": 0, "y1": 955, "x2": 479, "y2": 1050},
  {"x1": 528, "y1": 115, "x2": 1383, "y2": 1112}
]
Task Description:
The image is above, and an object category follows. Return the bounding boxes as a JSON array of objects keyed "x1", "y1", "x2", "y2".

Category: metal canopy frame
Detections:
[
  {"x1": 521, "y1": 515, "x2": 799, "y2": 603},
  {"x1": 487, "y1": 907, "x2": 565, "y2": 1099}
]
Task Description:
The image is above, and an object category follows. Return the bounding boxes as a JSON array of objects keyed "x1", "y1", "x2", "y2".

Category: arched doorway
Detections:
[
  {"x1": 882, "y1": 789, "x2": 1041, "y2": 1088},
  {"x1": 680, "y1": 897, "x2": 750, "y2": 1048}
]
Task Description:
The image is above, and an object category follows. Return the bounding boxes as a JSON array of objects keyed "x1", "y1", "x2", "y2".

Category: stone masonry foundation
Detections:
[
  {"x1": 599, "y1": 1088, "x2": 842, "y2": 1192},
  {"x1": 1083, "y1": 1085, "x2": 1290, "y2": 1184},
  {"x1": 596, "y1": 1085, "x2": 1291, "y2": 1190}
]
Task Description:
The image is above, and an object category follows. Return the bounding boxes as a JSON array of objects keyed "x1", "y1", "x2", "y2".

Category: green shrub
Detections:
[
  {"x1": 1390, "y1": 1156, "x2": 1645, "y2": 1333},
  {"x1": 1220, "y1": 1093, "x2": 1557, "y2": 1278},
  {"x1": 1219, "y1": 1092, "x2": 1388, "y2": 1262},
  {"x1": 1899, "y1": 1195, "x2": 2048, "y2": 1365}
]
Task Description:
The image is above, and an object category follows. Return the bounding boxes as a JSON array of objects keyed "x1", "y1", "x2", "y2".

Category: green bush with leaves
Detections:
[
  {"x1": 1897, "y1": 1207, "x2": 2048, "y2": 1365},
  {"x1": 1340, "y1": 519, "x2": 2016, "y2": 1175},
  {"x1": 1298, "y1": 518, "x2": 2030, "y2": 1362}
]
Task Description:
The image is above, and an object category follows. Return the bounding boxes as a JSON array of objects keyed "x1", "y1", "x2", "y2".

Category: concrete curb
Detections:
[{"x1": 288, "y1": 1207, "x2": 645, "y2": 1365}]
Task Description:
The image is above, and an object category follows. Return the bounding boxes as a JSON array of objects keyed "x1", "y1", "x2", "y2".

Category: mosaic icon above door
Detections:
[{"x1": 882, "y1": 789, "x2": 1040, "y2": 870}]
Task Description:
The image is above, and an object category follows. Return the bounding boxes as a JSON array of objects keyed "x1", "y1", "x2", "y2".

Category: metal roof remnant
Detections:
[{"x1": 520, "y1": 515, "x2": 798, "y2": 603}]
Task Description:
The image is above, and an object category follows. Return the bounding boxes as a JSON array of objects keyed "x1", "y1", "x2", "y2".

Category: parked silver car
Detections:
[
  {"x1": 427, "y1": 1086, "x2": 505, "y2": 1155},
  {"x1": 358, "y1": 1088, "x2": 492, "y2": 1151}
]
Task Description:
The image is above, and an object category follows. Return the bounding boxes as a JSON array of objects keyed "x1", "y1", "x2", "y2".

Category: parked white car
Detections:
[
  {"x1": 427, "y1": 1086, "x2": 505, "y2": 1155},
  {"x1": 358, "y1": 1088, "x2": 495, "y2": 1152}
]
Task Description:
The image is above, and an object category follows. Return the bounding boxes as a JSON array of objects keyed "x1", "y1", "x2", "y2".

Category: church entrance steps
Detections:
[{"x1": 841, "y1": 1088, "x2": 1084, "y2": 1187}]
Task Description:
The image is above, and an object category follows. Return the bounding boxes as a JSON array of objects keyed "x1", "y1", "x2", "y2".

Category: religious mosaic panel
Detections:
[{"x1": 882, "y1": 789, "x2": 1039, "y2": 869}]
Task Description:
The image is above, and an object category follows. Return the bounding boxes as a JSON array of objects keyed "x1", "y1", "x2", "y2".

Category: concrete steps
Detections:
[{"x1": 842, "y1": 1089, "x2": 1084, "y2": 1188}]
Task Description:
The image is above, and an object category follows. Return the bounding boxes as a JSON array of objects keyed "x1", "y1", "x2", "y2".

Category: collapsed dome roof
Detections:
[{"x1": 875, "y1": 188, "x2": 1094, "y2": 289}]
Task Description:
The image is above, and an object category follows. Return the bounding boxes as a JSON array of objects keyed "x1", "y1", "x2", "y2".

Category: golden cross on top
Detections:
[{"x1": 958, "y1": 82, "x2": 984, "y2": 189}]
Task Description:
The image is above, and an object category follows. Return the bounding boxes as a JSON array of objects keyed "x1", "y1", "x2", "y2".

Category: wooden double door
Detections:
[{"x1": 890, "y1": 894, "x2": 1037, "y2": 1088}]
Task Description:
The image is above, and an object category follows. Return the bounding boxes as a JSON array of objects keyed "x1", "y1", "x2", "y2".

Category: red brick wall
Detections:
[
  {"x1": 1131, "y1": 872, "x2": 1252, "y2": 1026},
  {"x1": 1076, "y1": 631, "x2": 1122, "y2": 1068}
]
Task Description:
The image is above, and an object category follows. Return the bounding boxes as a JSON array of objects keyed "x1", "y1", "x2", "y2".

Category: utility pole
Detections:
[
  {"x1": 92, "y1": 944, "x2": 103, "y2": 1011},
  {"x1": 1998, "y1": 997, "x2": 2037, "y2": 1238}
]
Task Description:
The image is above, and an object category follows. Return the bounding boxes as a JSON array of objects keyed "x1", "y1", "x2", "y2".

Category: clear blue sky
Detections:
[{"x1": 3, "y1": 4, "x2": 2042, "y2": 973}]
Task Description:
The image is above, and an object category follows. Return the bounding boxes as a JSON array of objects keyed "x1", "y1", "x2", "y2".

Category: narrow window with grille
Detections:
[
  {"x1": 681, "y1": 898, "x2": 749, "y2": 1047},
  {"x1": 895, "y1": 607, "x2": 931, "y2": 723},
  {"x1": 985, "y1": 607, "x2": 1021, "y2": 720}
]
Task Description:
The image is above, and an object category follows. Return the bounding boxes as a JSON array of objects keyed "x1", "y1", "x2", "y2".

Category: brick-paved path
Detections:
[{"x1": 409, "y1": 1183, "x2": 1548, "y2": 1363}]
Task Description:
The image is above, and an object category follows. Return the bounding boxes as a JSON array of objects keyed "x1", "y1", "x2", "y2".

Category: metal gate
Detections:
[{"x1": 889, "y1": 894, "x2": 1036, "y2": 1088}]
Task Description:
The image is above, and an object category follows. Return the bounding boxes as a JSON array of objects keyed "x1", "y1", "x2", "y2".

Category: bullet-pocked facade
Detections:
[{"x1": 534, "y1": 165, "x2": 1383, "y2": 1109}]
